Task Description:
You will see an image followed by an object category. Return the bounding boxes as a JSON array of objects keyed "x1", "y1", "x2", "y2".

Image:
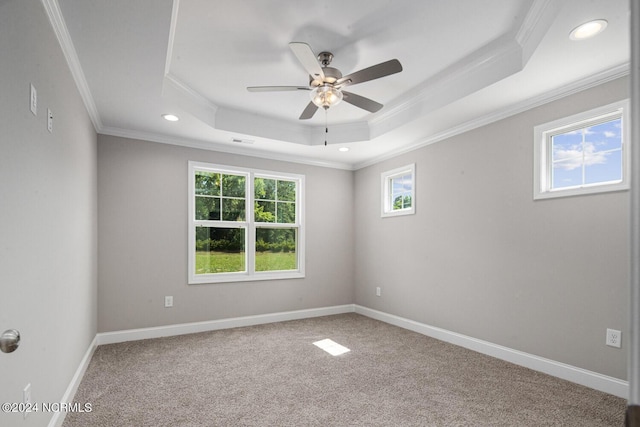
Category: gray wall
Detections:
[
  {"x1": 98, "y1": 78, "x2": 629, "y2": 381},
  {"x1": 354, "y1": 77, "x2": 630, "y2": 380},
  {"x1": 0, "y1": 3, "x2": 629, "y2": 421},
  {"x1": 0, "y1": 1, "x2": 98, "y2": 426},
  {"x1": 97, "y1": 135, "x2": 354, "y2": 332}
]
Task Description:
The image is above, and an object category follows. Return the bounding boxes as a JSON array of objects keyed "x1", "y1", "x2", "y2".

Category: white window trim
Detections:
[
  {"x1": 188, "y1": 161, "x2": 305, "y2": 284},
  {"x1": 381, "y1": 163, "x2": 416, "y2": 217},
  {"x1": 534, "y1": 100, "x2": 630, "y2": 200}
]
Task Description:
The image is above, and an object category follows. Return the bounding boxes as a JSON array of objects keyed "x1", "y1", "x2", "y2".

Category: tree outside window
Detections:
[{"x1": 189, "y1": 163, "x2": 305, "y2": 284}]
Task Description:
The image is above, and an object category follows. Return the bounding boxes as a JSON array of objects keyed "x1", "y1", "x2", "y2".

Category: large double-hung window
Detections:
[{"x1": 188, "y1": 162, "x2": 304, "y2": 284}]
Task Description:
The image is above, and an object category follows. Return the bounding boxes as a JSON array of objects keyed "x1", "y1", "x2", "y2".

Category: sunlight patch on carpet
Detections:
[{"x1": 313, "y1": 338, "x2": 350, "y2": 356}]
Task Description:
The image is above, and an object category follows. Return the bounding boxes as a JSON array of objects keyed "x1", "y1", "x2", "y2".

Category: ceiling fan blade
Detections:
[
  {"x1": 247, "y1": 86, "x2": 310, "y2": 92},
  {"x1": 289, "y1": 42, "x2": 325, "y2": 81},
  {"x1": 342, "y1": 91, "x2": 383, "y2": 113},
  {"x1": 336, "y1": 59, "x2": 402, "y2": 87},
  {"x1": 299, "y1": 101, "x2": 319, "y2": 120}
]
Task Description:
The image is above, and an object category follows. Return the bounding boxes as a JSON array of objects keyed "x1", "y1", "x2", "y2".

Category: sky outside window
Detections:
[
  {"x1": 551, "y1": 118, "x2": 622, "y2": 190},
  {"x1": 391, "y1": 174, "x2": 413, "y2": 210}
]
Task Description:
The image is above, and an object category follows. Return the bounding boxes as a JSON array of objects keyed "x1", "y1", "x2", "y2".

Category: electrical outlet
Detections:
[
  {"x1": 376, "y1": 287, "x2": 381, "y2": 297},
  {"x1": 606, "y1": 328, "x2": 621, "y2": 348},
  {"x1": 23, "y1": 383, "x2": 31, "y2": 419},
  {"x1": 164, "y1": 296, "x2": 173, "y2": 307}
]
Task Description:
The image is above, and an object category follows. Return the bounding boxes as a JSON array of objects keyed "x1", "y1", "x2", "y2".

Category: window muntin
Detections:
[
  {"x1": 381, "y1": 164, "x2": 415, "y2": 217},
  {"x1": 254, "y1": 177, "x2": 297, "y2": 224},
  {"x1": 189, "y1": 162, "x2": 304, "y2": 284},
  {"x1": 534, "y1": 100, "x2": 630, "y2": 199},
  {"x1": 550, "y1": 117, "x2": 623, "y2": 190},
  {"x1": 195, "y1": 171, "x2": 246, "y2": 221},
  {"x1": 391, "y1": 173, "x2": 413, "y2": 211}
]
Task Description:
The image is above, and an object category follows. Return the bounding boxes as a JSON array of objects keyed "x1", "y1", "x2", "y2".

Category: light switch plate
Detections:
[
  {"x1": 30, "y1": 84, "x2": 37, "y2": 115},
  {"x1": 47, "y1": 109, "x2": 53, "y2": 133}
]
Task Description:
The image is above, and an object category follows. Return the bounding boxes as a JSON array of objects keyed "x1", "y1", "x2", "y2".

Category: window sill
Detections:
[
  {"x1": 189, "y1": 270, "x2": 305, "y2": 285},
  {"x1": 381, "y1": 208, "x2": 415, "y2": 218},
  {"x1": 534, "y1": 181, "x2": 629, "y2": 200}
]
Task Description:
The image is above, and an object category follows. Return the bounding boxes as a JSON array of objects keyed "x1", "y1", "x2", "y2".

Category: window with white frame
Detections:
[
  {"x1": 534, "y1": 100, "x2": 630, "y2": 200},
  {"x1": 381, "y1": 164, "x2": 415, "y2": 217},
  {"x1": 188, "y1": 162, "x2": 305, "y2": 284}
]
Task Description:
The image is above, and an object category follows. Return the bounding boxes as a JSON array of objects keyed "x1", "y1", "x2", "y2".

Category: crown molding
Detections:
[
  {"x1": 159, "y1": 1, "x2": 553, "y2": 149},
  {"x1": 370, "y1": 0, "x2": 558, "y2": 138},
  {"x1": 516, "y1": 0, "x2": 550, "y2": 45},
  {"x1": 516, "y1": 0, "x2": 561, "y2": 62},
  {"x1": 354, "y1": 63, "x2": 630, "y2": 170},
  {"x1": 164, "y1": 73, "x2": 219, "y2": 114},
  {"x1": 41, "y1": 0, "x2": 102, "y2": 130},
  {"x1": 44, "y1": 0, "x2": 555, "y2": 149},
  {"x1": 370, "y1": 36, "x2": 523, "y2": 139},
  {"x1": 102, "y1": 62, "x2": 629, "y2": 173},
  {"x1": 46, "y1": 0, "x2": 627, "y2": 174},
  {"x1": 99, "y1": 126, "x2": 354, "y2": 170},
  {"x1": 170, "y1": 28, "x2": 528, "y2": 149},
  {"x1": 164, "y1": 0, "x2": 180, "y2": 76}
]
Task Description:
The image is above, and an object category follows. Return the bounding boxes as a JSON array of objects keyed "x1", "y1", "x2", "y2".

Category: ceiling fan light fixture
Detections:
[
  {"x1": 248, "y1": 42, "x2": 402, "y2": 119},
  {"x1": 311, "y1": 85, "x2": 343, "y2": 109},
  {"x1": 569, "y1": 19, "x2": 608, "y2": 40}
]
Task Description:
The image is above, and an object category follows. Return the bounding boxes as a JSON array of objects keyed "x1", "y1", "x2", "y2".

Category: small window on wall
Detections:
[
  {"x1": 381, "y1": 164, "x2": 415, "y2": 217},
  {"x1": 189, "y1": 162, "x2": 305, "y2": 284},
  {"x1": 534, "y1": 100, "x2": 630, "y2": 200}
]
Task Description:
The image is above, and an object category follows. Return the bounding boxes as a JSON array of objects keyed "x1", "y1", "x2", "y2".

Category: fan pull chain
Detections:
[{"x1": 325, "y1": 108, "x2": 328, "y2": 146}]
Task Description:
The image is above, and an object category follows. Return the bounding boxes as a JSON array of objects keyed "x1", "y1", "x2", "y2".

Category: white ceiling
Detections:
[{"x1": 51, "y1": 0, "x2": 630, "y2": 169}]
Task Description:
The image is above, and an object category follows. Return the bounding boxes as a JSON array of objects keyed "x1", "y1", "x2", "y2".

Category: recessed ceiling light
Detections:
[
  {"x1": 569, "y1": 19, "x2": 608, "y2": 41},
  {"x1": 338, "y1": 147, "x2": 349, "y2": 152},
  {"x1": 162, "y1": 114, "x2": 180, "y2": 122}
]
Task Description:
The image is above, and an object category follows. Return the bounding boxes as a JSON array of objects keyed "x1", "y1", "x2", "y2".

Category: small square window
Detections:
[
  {"x1": 381, "y1": 164, "x2": 415, "y2": 217},
  {"x1": 534, "y1": 100, "x2": 630, "y2": 200}
]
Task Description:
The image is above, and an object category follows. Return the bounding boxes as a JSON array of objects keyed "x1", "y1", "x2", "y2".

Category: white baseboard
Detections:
[
  {"x1": 48, "y1": 336, "x2": 98, "y2": 427},
  {"x1": 66, "y1": 303, "x2": 626, "y2": 407},
  {"x1": 96, "y1": 304, "x2": 356, "y2": 345},
  {"x1": 354, "y1": 305, "x2": 629, "y2": 399}
]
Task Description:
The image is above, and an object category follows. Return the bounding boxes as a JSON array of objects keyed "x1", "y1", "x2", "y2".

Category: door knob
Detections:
[{"x1": 0, "y1": 329, "x2": 20, "y2": 353}]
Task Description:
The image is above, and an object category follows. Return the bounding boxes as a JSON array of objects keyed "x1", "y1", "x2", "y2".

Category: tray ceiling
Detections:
[{"x1": 52, "y1": 0, "x2": 629, "y2": 169}]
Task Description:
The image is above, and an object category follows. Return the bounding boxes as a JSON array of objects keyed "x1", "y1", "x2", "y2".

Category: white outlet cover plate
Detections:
[{"x1": 606, "y1": 328, "x2": 622, "y2": 348}]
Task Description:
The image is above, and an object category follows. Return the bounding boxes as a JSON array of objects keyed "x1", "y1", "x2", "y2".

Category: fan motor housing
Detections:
[{"x1": 310, "y1": 66, "x2": 342, "y2": 87}]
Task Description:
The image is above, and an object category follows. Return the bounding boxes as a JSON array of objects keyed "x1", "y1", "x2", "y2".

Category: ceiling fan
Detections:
[{"x1": 247, "y1": 42, "x2": 403, "y2": 120}]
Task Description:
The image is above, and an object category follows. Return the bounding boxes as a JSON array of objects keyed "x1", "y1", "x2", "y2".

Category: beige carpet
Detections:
[{"x1": 63, "y1": 314, "x2": 625, "y2": 426}]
